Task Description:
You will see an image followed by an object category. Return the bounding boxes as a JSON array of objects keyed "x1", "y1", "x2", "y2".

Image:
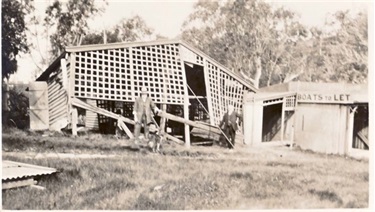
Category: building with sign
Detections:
[{"x1": 243, "y1": 82, "x2": 369, "y2": 157}]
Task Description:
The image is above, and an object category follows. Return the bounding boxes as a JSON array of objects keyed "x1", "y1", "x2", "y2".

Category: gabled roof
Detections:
[{"x1": 65, "y1": 39, "x2": 258, "y2": 91}]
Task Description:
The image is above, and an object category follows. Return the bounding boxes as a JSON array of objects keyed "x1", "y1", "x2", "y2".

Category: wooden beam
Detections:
[
  {"x1": 72, "y1": 97, "x2": 134, "y2": 138},
  {"x1": 357, "y1": 131, "x2": 369, "y2": 147},
  {"x1": 117, "y1": 119, "x2": 134, "y2": 139},
  {"x1": 281, "y1": 97, "x2": 285, "y2": 143},
  {"x1": 164, "y1": 133, "x2": 184, "y2": 144},
  {"x1": 156, "y1": 111, "x2": 221, "y2": 135}
]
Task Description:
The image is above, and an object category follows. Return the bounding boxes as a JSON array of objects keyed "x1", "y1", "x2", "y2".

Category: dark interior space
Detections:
[
  {"x1": 262, "y1": 103, "x2": 282, "y2": 142},
  {"x1": 184, "y1": 63, "x2": 206, "y2": 97},
  {"x1": 352, "y1": 104, "x2": 369, "y2": 150}
]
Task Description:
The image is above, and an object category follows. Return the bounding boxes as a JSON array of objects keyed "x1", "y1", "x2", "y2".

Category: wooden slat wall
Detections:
[
  {"x1": 205, "y1": 61, "x2": 246, "y2": 126},
  {"x1": 47, "y1": 69, "x2": 68, "y2": 128},
  {"x1": 85, "y1": 99, "x2": 99, "y2": 129}
]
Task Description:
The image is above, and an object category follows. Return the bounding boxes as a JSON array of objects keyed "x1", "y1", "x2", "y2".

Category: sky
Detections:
[{"x1": 8, "y1": 0, "x2": 372, "y2": 84}]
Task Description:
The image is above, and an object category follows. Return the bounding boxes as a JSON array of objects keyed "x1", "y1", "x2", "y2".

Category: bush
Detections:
[{"x1": 2, "y1": 85, "x2": 29, "y2": 129}]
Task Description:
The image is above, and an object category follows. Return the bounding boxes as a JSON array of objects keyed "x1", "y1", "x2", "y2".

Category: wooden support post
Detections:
[
  {"x1": 346, "y1": 106, "x2": 357, "y2": 155},
  {"x1": 184, "y1": 99, "x2": 190, "y2": 147},
  {"x1": 72, "y1": 107, "x2": 78, "y2": 136},
  {"x1": 281, "y1": 97, "x2": 285, "y2": 143},
  {"x1": 160, "y1": 104, "x2": 167, "y2": 133},
  {"x1": 180, "y1": 61, "x2": 190, "y2": 147},
  {"x1": 68, "y1": 53, "x2": 76, "y2": 130},
  {"x1": 203, "y1": 59, "x2": 214, "y2": 125},
  {"x1": 160, "y1": 65, "x2": 168, "y2": 135},
  {"x1": 243, "y1": 91, "x2": 255, "y2": 145}
]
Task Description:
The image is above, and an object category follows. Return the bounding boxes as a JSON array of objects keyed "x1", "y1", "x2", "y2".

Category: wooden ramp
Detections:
[{"x1": 2, "y1": 160, "x2": 57, "y2": 190}]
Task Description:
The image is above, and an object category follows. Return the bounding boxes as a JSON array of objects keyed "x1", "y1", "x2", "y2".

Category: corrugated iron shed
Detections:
[{"x1": 2, "y1": 160, "x2": 57, "y2": 181}]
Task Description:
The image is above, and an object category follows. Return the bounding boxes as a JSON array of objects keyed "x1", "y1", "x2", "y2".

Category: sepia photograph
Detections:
[{"x1": 1, "y1": 0, "x2": 373, "y2": 210}]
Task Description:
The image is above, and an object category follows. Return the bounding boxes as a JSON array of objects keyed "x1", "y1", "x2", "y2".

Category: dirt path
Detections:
[
  {"x1": 2, "y1": 152, "x2": 119, "y2": 159},
  {"x1": 2, "y1": 142, "x2": 294, "y2": 161}
]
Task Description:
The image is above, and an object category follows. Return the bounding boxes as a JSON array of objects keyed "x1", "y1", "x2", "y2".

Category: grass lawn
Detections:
[{"x1": 1, "y1": 128, "x2": 370, "y2": 210}]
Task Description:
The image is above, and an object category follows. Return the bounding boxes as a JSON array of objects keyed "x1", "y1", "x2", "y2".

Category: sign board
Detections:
[{"x1": 297, "y1": 93, "x2": 351, "y2": 104}]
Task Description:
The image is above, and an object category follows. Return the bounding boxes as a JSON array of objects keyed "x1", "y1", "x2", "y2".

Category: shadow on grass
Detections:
[
  {"x1": 308, "y1": 188, "x2": 343, "y2": 205},
  {"x1": 266, "y1": 161, "x2": 302, "y2": 168}
]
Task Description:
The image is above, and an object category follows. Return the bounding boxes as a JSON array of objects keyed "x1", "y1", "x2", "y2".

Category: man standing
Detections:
[
  {"x1": 133, "y1": 86, "x2": 160, "y2": 145},
  {"x1": 219, "y1": 103, "x2": 242, "y2": 149}
]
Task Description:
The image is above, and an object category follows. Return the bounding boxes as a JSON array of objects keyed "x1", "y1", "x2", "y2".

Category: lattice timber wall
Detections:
[{"x1": 39, "y1": 40, "x2": 256, "y2": 135}]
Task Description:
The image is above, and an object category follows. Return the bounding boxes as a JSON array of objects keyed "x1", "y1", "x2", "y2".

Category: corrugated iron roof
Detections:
[{"x1": 2, "y1": 160, "x2": 57, "y2": 181}]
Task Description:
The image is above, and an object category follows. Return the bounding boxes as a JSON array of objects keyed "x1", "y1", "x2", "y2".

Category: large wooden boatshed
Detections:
[
  {"x1": 243, "y1": 82, "x2": 369, "y2": 156},
  {"x1": 29, "y1": 39, "x2": 257, "y2": 145}
]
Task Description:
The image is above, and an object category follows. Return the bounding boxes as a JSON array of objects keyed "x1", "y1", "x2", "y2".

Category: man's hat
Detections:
[{"x1": 141, "y1": 86, "x2": 148, "y2": 94}]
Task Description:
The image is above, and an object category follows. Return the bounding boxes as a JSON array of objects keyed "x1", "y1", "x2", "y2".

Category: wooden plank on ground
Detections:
[
  {"x1": 164, "y1": 133, "x2": 184, "y2": 144},
  {"x1": 2, "y1": 178, "x2": 37, "y2": 190}
]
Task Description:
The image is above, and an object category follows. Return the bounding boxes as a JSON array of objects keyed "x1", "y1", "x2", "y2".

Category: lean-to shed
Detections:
[{"x1": 31, "y1": 39, "x2": 257, "y2": 144}]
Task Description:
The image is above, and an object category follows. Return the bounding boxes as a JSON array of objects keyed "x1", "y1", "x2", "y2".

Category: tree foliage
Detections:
[
  {"x1": 2, "y1": 0, "x2": 34, "y2": 80},
  {"x1": 44, "y1": 0, "x2": 106, "y2": 58},
  {"x1": 82, "y1": 15, "x2": 155, "y2": 45},
  {"x1": 2, "y1": 85, "x2": 29, "y2": 129},
  {"x1": 311, "y1": 11, "x2": 368, "y2": 83},
  {"x1": 181, "y1": 0, "x2": 368, "y2": 87}
]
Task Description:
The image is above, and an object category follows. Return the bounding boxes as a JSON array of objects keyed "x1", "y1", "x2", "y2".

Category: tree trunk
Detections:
[{"x1": 252, "y1": 55, "x2": 262, "y2": 89}]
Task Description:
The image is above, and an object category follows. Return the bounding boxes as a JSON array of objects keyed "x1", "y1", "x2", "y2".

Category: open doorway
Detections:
[
  {"x1": 352, "y1": 104, "x2": 369, "y2": 150},
  {"x1": 262, "y1": 102, "x2": 294, "y2": 142},
  {"x1": 262, "y1": 103, "x2": 282, "y2": 142},
  {"x1": 182, "y1": 62, "x2": 213, "y2": 145},
  {"x1": 184, "y1": 62, "x2": 209, "y2": 122}
]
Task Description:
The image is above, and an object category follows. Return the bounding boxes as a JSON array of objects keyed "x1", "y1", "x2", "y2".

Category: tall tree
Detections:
[
  {"x1": 181, "y1": 0, "x2": 308, "y2": 88},
  {"x1": 2, "y1": 0, "x2": 34, "y2": 80},
  {"x1": 297, "y1": 11, "x2": 368, "y2": 83},
  {"x1": 182, "y1": 0, "x2": 367, "y2": 87},
  {"x1": 44, "y1": 0, "x2": 106, "y2": 58},
  {"x1": 322, "y1": 11, "x2": 367, "y2": 83}
]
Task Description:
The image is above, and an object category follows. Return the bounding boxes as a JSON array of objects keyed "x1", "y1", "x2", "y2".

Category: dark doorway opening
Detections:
[
  {"x1": 352, "y1": 104, "x2": 369, "y2": 150},
  {"x1": 184, "y1": 62, "x2": 209, "y2": 122},
  {"x1": 262, "y1": 103, "x2": 282, "y2": 142}
]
